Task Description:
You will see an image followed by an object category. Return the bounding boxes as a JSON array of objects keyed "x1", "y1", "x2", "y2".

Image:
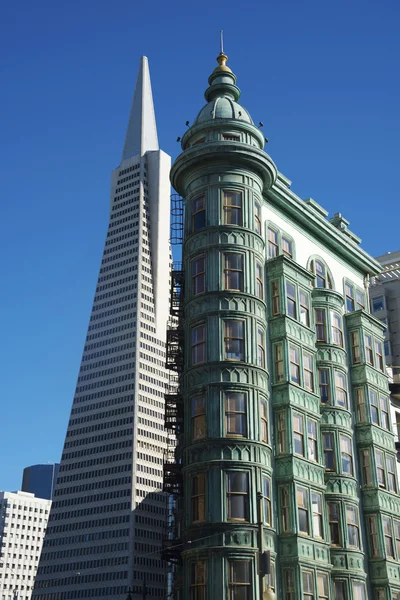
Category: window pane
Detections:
[
  {"x1": 282, "y1": 237, "x2": 293, "y2": 257},
  {"x1": 225, "y1": 393, "x2": 246, "y2": 436},
  {"x1": 224, "y1": 191, "x2": 242, "y2": 225},
  {"x1": 224, "y1": 253, "x2": 243, "y2": 291},
  {"x1": 224, "y1": 320, "x2": 244, "y2": 361},
  {"x1": 193, "y1": 196, "x2": 206, "y2": 231},
  {"x1": 192, "y1": 256, "x2": 205, "y2": 295},
  {"x1": 345, "y1": 283, "x2": 355, "y2": 312},
  {"x1": 290, "y1": 346, "x2": 300, "y2": 384},
  {"x1": 319, "y1": 369, "x2": 330, "y2": 404},
  {"x1": 352, "y1": 583, "x2": 366, "y2": 600},
  {"x1": 192, "y1": 324, "x2": 206, "y2": 364},
  {"x1": 371, "y1": 296, "x2": 385, "y2": 312},
  {"x1": 192, "y1": 396, "x2": 206, "y2": 440},
  {"x1": 268, "y1": 227, "x2": 279, "y2": 258},
  {"x1": 323, "y1": 433, "x2": 335, "y2": 471}
]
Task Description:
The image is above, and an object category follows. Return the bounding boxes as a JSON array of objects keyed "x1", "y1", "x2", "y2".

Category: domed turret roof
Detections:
[{"x1": 193, "y1": 52, "x2": 254, "y2": 126}]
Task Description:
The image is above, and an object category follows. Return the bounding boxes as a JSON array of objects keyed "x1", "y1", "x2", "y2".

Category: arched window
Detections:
[{"x1": 308, "y1": 258, "x2": 334, "y2": 289}]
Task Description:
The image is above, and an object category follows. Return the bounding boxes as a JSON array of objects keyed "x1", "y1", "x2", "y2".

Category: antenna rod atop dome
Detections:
[{"x1": 220, "y1": 30, "x2": 224, "y2": 54}]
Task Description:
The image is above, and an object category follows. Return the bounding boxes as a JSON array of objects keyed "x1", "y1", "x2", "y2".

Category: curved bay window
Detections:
[
  {"x1": 254, "y1": 200, "x2": 262, "y2": 234},
  {"x1": 192, "y1": 195, "x2": 206, "y2": 231},
  {"x1": 190, "y1": 561, "x2": 206, "y2": 600},
  {"x1": 225, "y1": 392, "x2": 247, "y2": 437},
  {"x1": 224, "y1": 320, "x2": 245, "y2": 361},
  {"x1": 224, "y1": 253, "x2": 243, "y2": 291},
  {"x1": 192, "y1": 256, "x2": 205, "y2": 295},
  {"x1": 226, "y1": 472, "x2": 249, "y2": 521},
  {"x1": 228, "y1": 560, "x2": 251, "y2": 600},
  {"x1": 191, "y1": 395, "x2": 206, "y2": 440},
  {"x1": 223, "y1": 190, "x2": 242, "y2": 225},
  {"x1": 331, "y1": 312, "x2": 343, "y2": 346},
  {"x1": 192, "y1": 323, "x2": 206, "y2": 365},
  {"x1": 191, "y1": 473, "x2": 206, "y2": 523}
]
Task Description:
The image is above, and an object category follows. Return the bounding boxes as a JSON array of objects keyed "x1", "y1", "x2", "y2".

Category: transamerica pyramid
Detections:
[{"x1": 32, "y1": 56, "x2": 170, "y2": 600}]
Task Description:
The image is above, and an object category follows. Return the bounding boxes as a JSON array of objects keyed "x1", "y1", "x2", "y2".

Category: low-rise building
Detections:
[{"x1": 0, "y1": 491, "x2": 51, "y2": 600}]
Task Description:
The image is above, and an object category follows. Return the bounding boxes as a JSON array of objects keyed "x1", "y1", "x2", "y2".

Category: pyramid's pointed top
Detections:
[{"x1": 122, "y1": 56, "x2": 159, "y2": 161}]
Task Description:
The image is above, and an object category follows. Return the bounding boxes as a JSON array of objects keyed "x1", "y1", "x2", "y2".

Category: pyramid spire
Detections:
[{"x1": 122, "y1": 56, "x2": 159, "y2": 160}]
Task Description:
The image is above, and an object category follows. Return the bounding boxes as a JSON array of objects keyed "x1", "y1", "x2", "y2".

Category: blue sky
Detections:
[{"x1": 1, "y1": 0, "x2": 399, "y2": 491}]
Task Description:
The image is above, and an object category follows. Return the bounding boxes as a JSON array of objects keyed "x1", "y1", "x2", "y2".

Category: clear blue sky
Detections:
[{"x1": 1, "y1": 0, "x2": 399, "y2": 491}]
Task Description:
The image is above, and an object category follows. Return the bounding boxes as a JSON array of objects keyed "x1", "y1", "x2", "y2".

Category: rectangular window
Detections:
[
  {"x1": 284, "y1": 569, "x2": 295, "y2": 600},
  {"x1": 263, "y1": 477, "x2": 271, "y2": 525},
  {"x1": 300, "y1": 291, "x2": 310, "y2": 327},
  {"x1": 256, "y1": 262, "x2": 263, "y2": 299},
  {"x1": 323, "y1": 433, "x2": 335, "y2": 471},
  {"x1": 317, "y1": 573, "x2": 329, "y2": 600},
  {"x1": 192, "y1": 256, "x2": 205, "y2": 295},
  {"x1": 260, "y1": 399, "x2": 268, "y2": 443},
  {"x1": 224, "y1": 320, "x2": 244, "y2": 361},
  {"x1": 340, "y1": 435, "x2": 353, "y2": 475},
  {"x1": 367, "y1": 515, "x2": 379, "y2": 557},
  {"x1": 370, "y1": 390, "x2": 379, "y2": 424},
  {"x1": 328, "y1": 502, "x2": 341, "y2": 546},
  {"x1": 277, "y1": 411, "x2": 287, "y2": 454},
  {"x1": 254, "y1": 201, "x2": 261, "y2": 234},
  {"x1": 297, "y1": 487, "x2": 309, "y2": 534},
  {"x1": 380, "y1": 395, "x2": 390, "y2": 429},
  {"x1": 375, "y1": 341, "x2": 384, "y2": 371},
  {"x1": 191, "y1": 474, "x2": 206, "y2": 523},
  {"x1": 289, "y1": 345, "x2": 300, "y2": 384},
  {"x1": 286, "y1": 282, "x2": 297, "y2": 318},
  {"x1": 351, "y1": 331, "x2": 361, "y2": 364},
  {"x1": 383, "y1": 517, "x2": 394, "y2": 558},
  {"x1": 315, "y1": 308, "x2": 326, "y2": 342},
  {"x1": 312, "y1": 492, "x2": 323, "y2": 538},
  {"x1": 365, "y1": 334, "x2": 374, "y2": 365},
  {"x1": 335, "y1": 372, "x2": 348, "y2": 408},
  {"x1": 224, "y1": 253, "x2": 243, "y2": 291},
  {"x1": 192, "y1": 395, "x2": 206, "y2": 440},
  {"x1": 331, "y1": 312, "x2": 343, "y2": 346},
  {"x1": 192, "y1": 324, "x2": 206, "y2": 364},
  {"x1": 282, "y1": 236, "x2": 293, "y2": 258},
  {"x1": 308, "y1": 420, "x2": 318, "y2": 462},
  {"x1": 225, "y1": 392, "x2": 246, "y2": 437},
  {"x1": 356, "y1": 290, "x2": 365, "y2": 310},
  {"x1": 223, "y1": 191, "x2": 242, "y2": 225},
  {"x1": 227, "y1": 472, "x2": 249, "y2": 521},
  {"x1": 346, "y1": 505, "x2": 360, "y2": 548},
  {"x1": 384, "y1": 340, "x2": 391, "y2": 356},
  {"x1": 387, "y1": 456, "x2": 397, "y2": 492},
  {"x1": 274, "y1": 343, "x2": 284, "y2": 383},
  {"x1": 190, "y1": 561, "x2": 206, "y2": 600},
  {"x1": 355, "y1": 388, "x2": 365, "y2": 423},
  {"x1": 192, "y1": 196, "x2": 206, "y2": 231},
  {"x1": 376, "y1": 450, "x2": 386, "y2": 488},
  {"x1": 268, "y1": 227, "x2": 279, "y2": 258},
  {"x1": 352, "y1": 583, "x2": 366, "y2": 600},
  {"x1": 294, "y1": 413, "x2": 305, "y2": 456},
  {"x1": 394, "y1": 520, "x2": 400, "y2": 559},
  {"x1": 257, "y1": 328, "x2": 265, "y2": 368},
  {"x1": 361, "y1": 449, "x2": 372, "y2": 486},
  {"x1": 345, "y1": 283, "x2": 355, "y2": 312},
  {"x1": 372, "y1": 296, "x2": 385, "y2": 312},
  {"x1": 228, "y1": 560, "x2": 251, "y2": 600},
  {"x1": 334, "y1": 582, "x2": 347, "y2": 600},
  {"x1": 303, "y1": 571, "x2": 314, "y2": 600},
  {"x1": 271, "y1": 280, "x2": 280, "y2": 315},
  {"x1": 303, "y1": 352, "x2": 314, "y2": 392},
  {"x1": 319, "y1": 369, "x2": 330, "y2": 404}
]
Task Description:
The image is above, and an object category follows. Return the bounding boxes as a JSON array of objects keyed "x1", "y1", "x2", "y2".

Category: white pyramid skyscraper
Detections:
[{"x1": 33, "y1": 57, "x2": 171, "y2": 600}]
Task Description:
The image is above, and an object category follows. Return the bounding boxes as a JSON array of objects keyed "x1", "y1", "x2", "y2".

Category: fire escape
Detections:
[{"x1": 162, "y1": 195, "x2": 184, "y2": 577}]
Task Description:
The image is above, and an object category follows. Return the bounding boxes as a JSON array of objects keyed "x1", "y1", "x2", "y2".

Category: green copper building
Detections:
[{"x1": 163, "y1": 50, "x2": 400, "y2": 600}]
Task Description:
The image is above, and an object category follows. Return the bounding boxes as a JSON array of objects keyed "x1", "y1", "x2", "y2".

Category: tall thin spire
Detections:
[{"x1": 122, "y1": 56, "x2": 159, "y2": 161}]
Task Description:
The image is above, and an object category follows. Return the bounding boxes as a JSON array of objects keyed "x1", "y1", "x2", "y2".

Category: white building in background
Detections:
[
  {"x1": 0, "y1": 491, "x2": 51, "y2": 600},
  {"x1": 32, "y1": 57, "x2": 171, "y2": 600}
]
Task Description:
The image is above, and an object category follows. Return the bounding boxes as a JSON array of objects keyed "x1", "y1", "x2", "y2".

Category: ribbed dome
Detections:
[{"x1": 194, "y1": 96, "x2": 253, "y2": 125}]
